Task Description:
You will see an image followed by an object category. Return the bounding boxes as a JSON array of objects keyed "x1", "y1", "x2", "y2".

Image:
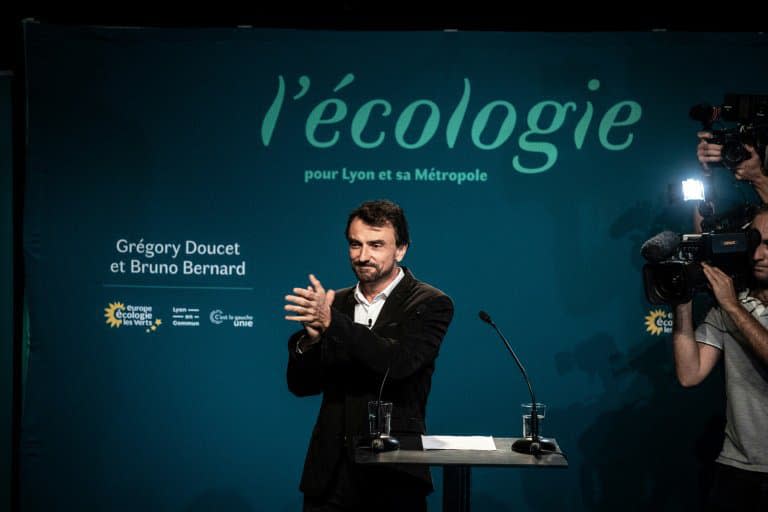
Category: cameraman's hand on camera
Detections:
[
  {"x1": 697, "y1": 131, "x2": 762, "y2": 181},
  {"x1": 734, "y1": 145, "x2": 768, "y2": 204},
  {"x1": 733, "y1": 144, "x2": 763, "y2": 181},
  {"x1": 697, "y1": 131, "x2": 721, "y2": 173},
  {"x1": 697, "y1": 132, "x2": 768, "y2": 203},
  {"x1": 701, "y1": 262, "x2": 740, "y2": 313}
]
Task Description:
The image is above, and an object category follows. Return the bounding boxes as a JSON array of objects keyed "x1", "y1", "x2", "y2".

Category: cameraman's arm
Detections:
[
  {"x1": 693, "y1": 207, "x2": 704, "y2": 234},
  {"x1": 750, "y1": 177, "x2": 768, "y2": 204},
  {"x1": 702, "y1": 262, "x2": 768, "y2": 366},
  {"x1": 734, "y1": 145, "x2": 768, "y2": 203},
  {"x1": 672, "y1": 301, "x2": 722, "y2": 387},
  {"x1": 693, "y1": 132, "x2": 717, "y2": 234}
]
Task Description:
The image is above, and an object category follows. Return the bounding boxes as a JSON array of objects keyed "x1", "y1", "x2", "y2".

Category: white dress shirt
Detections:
[{"x1": 353, "y1": 267, "x2": 404, "y2": 329}]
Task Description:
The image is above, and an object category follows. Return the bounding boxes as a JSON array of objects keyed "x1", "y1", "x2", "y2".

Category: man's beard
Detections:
[{"x1": 352, "y1": 261, "x2": 395, "y2": 284}]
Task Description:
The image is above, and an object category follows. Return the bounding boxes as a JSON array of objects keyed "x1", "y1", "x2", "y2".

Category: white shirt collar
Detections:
[
  {"x1": 739, "y1": 289, "x2": 768, "y2": 316},
  {"x1": 354, "y1": 266, "x2": 405, "y2": 306}
]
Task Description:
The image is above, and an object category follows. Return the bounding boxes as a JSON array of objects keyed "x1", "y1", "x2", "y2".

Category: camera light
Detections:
[{"x1": 682, "y1": 179, "x2": 705, "y2": 201}]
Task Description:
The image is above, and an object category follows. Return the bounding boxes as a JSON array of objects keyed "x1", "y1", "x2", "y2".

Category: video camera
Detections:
[
  {"x1": 689, "y1": 93, "x2": 768, "y2": 169},
  {"x1": 642, "y1": 225, "x2": 760, "y2": 305}
]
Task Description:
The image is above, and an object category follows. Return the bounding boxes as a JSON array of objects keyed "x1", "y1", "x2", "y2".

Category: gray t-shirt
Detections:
[{"x1": 695, "y1": 292, "x2": 768, "y2": 473}]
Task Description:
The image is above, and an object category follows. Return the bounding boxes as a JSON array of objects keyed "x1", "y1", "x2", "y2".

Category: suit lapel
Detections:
[
  {"x1": 372, "y1": 267, "x2": 414, "y2": 329},
  {"x1": 340, "y1": 287, "x2": 356, "y2": 319}
]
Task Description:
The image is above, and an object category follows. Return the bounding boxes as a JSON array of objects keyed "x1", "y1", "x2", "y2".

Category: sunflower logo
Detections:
[
  {"x1": 104, "y1": 302, "x2": 126, "y2": 328},
  {"x1": 645, "y1": 309, "x2": 671, "y2": 336}
]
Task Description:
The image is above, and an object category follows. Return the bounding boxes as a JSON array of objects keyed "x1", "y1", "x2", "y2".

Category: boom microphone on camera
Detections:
[
  {"x1": 689, "y1": 104, "x2": 722, "y2": 126},
  {"x1": 641, "y1": 231, "x2": 682, "y2": 263}
]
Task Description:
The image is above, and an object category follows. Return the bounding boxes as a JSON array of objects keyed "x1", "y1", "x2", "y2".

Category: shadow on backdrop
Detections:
[{"x1": 515, "y1": 332, "x2": 724, "y2": 511}]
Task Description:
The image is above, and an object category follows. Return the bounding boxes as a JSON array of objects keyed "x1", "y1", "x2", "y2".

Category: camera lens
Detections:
[
  {"x1": 722, "y1": 140, "x2": 749, "y2": 169},
  {"x1": 643, "y1": 262, "x2": 691, "y2": 304},
  {"x1": 654, "y1": 266, "x2": 687, "y2": 298}
]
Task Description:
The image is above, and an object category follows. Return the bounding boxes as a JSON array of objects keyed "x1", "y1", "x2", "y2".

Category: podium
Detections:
[{"x1": 356, "y1": 437, "x2": 567, "y2": 512}]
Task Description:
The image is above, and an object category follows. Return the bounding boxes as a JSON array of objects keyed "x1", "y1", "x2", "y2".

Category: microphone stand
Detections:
[
  {"x1": 356, "y1": 320, "x2": 399, "y2": 452},
  {"x1": 479, "y1": 312, "x2": 557, "y2": 455}
]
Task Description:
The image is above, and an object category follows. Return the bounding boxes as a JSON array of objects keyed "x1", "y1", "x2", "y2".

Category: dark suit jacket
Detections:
[{"x1": 287, "y1": 267, "x2": 454, "y2": 498}]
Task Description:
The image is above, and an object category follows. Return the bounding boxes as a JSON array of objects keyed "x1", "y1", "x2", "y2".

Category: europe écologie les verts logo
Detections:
[
  {"x1": 645, "y1": 309, "x2": 673, "y2": 336},
  {"x1": 104, "y1": 301, "x2": 162, "y2": 333}
]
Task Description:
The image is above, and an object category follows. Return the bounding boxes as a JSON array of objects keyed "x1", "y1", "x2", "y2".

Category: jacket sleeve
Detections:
[
  {"x1": 321, "y1": 294, "x2": 454, "y2": 380},
  {"x1": 286, "y1": 330, "x2": 325, "y2": 397}
]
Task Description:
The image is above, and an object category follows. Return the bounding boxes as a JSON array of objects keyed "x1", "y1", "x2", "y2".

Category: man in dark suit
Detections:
[{"x1": 284, "y1": 199, "x2": 454, "y2": 511}]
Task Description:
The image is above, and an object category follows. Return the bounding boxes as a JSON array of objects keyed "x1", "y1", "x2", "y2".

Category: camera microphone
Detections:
[
  {"x1": 640, "y1": 230, "x2": 682, "y2": 263},
  {"x1": 689, "y1": 103, "x2": 722, "y2": 125}
]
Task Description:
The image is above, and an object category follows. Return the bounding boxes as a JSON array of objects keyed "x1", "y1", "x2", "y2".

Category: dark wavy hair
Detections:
[{"x1": 345, "y1": 199, "x2": 410, "y2": 247}]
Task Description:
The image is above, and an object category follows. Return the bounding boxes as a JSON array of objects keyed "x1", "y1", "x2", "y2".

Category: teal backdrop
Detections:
[
  {"x1": 1, "y1": 71, "x2": 13, "y2": 512},
  {"x1": 20, "y1": 23, "x2": 768, "y2": 511}
]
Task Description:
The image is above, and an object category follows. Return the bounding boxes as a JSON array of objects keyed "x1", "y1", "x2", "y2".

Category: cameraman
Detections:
[
  {"x1": 672, "y1": 205, "x2": 768, "y2": 510},
  {"x1": 694, "y1": 131, "x2": 768, "y2": 233}
]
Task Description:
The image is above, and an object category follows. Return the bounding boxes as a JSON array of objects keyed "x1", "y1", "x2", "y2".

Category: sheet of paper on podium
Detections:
[{"x1": 421, "y1": 435, "x2": 497, "y2": 450}]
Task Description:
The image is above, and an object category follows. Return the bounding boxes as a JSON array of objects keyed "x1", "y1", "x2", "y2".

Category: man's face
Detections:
[
  {"x1": 752, "y1": 213, "x2": 768, "y2": 284},
  {"x1": 347, "y1": 218, "x2": 407, "y2": 285}
]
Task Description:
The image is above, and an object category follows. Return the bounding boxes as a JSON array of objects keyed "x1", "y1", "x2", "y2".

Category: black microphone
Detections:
[
  {"x1": 640, "y1": 230, "x2": 681, "y2": 263},
  {"x1": 479, "y1": 311, "x2": 556, "y2": 455},
  {"x1": 689, "y1": 103, "x2": 722, "y2": 125}
]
